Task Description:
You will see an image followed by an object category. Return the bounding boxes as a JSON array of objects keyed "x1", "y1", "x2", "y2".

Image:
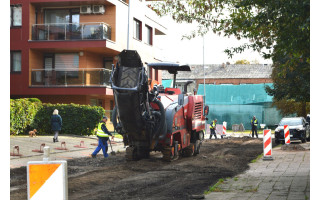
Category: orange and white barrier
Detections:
[
  {"x1": 222, "y1": 121, "x2": 227, "y2": 136},
  {"x1": 263, "y1": 129, "x2": 273, "y2": 160},
  {"x1": 284, "y1": 125, "x2": 291, "y2": 144},
  {"x1": 27, "y1": 147, "x2": 68, "y2": 200}
]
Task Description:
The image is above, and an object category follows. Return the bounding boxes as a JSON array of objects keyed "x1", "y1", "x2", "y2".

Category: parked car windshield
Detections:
[{"x1": 279, "y1": 118, "x2": 303, "y2": 126}]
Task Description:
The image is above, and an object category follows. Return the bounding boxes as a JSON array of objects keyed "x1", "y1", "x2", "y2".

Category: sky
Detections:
[{"x1": 155, "y1": 16, "x2": 273, "y2": 65}]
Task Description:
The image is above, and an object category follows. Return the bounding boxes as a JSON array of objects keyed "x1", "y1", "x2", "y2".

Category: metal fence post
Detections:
[
  {"x1": 82, "y1": 69, "x2": 85, "y2": 86},
  {"x1": 81, "y1": 24, "x2": 84, "y2": 40},
  {"x1": 47, "y1": 24, "x2": 50, "y2": 40},
  {"x1": 65, "y1": 24, "x2": 67, "y2": 40},
  {"x1": 64, "y1": 71, "x2": 67, "y2": 86}
]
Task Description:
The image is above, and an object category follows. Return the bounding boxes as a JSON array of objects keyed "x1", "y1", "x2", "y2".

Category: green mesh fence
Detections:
[
  {"x1": 162, "y1": 79, "x2": 173, "y2": 88},
  {"x1": 197, "y1": 84, "x2": 283, "y2": 130}
]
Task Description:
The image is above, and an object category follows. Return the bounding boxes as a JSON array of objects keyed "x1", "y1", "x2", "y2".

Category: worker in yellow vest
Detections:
[
  {"x1": 251, "y1": 116, "x2": 259, "y2": 138},
  {"x1": 91, "y1": 116, "x2": 114, "y2": 158},
  {"x1": 210, "y1": 119, "x2": 218, "y2": 139}
]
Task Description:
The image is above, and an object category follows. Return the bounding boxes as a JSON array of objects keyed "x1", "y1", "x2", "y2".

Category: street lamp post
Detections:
[
  {"x1": 127, "y1": 0, "x2": 131, "y2": 50},
  {"x1": 203, "y1": 35, "x2": 207, "y2": 137}
]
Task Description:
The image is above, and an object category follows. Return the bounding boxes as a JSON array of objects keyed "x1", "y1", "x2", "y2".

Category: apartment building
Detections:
[{"x1": 10, "y1": 0, "x2": 167, "y2": 117}]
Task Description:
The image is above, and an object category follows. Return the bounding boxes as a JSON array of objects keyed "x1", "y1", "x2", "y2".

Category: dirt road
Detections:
[{"x1": 10, "y1": 137, "x2": 264, "y2": 200}]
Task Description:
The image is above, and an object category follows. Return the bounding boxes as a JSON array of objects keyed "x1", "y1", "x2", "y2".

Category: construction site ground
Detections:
[{"x1": 10, "y1": 134, "x2": 310, "y2": 200}]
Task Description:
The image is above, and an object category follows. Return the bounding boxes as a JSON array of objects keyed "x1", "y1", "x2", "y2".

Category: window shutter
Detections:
[{"x1": 55, "y1": 53, "x2": 79, "y2": 70}]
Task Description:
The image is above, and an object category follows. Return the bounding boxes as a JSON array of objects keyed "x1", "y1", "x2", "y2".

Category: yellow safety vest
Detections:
[
  {"x1": 251, "y1": 119, "x2": 258, "y2": 126},
  {"x1": 210, "y1": 121, "x2": 216, "y2": 129},
  {"x1": 97, "y1": 122, "x2": 109, "y2": 137}
]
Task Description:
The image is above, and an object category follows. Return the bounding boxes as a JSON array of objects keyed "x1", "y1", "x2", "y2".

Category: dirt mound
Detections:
[
  {"x1": 281, "y1": 143, "x2": 309, "y2": 151},
  {"x1": 11, "y1": 138, "x2": 263, "y2": 200}
]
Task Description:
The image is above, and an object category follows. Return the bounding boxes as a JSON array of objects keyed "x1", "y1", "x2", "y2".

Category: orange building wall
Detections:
[
  {"x1": 29, "y1": 5, "x2": 36, "y2": 40},
  {"x1": 81, "y1": 51, "x2": 104, "y2": 68},
  {"x1": 29, "y1": 50, "x2": 44, "y2": 85},
  {"x1": 80, "y1": 5, "x2": 116, "y2": 41}
]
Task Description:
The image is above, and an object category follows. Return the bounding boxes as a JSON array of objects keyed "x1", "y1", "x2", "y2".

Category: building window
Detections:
[
  {"x1": 11, "y1": 51, "x2": 21, "y2": 73},
  {"x1": 45, "y1": 8, "x2": 80, "y2": 24},
  {"x1": 148, "y1": 66, "x2": 153, "y2": 79},
  {"x1": 155, "y1": 69, "x2": 158, "y2": 81},
  {"x1": 145, "y1": 25, "x2": 153, "y2": 45},
  {"x1": 55, "y1": 53, "x2": 79, "y2": 78},
  {"x1": 10, "y1": 5, "x2": 22, "y2": 27},
  {"x1": 90, "y1": 99, "x2": 103, "y2": 107},
  {"x1": 133, "y1": 18, "x2": 142, "y2": 40}
]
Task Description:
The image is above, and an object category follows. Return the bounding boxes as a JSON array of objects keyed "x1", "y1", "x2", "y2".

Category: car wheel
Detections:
[{"x1": 275, "y1": 139, "x2": 280, "y2": 145}]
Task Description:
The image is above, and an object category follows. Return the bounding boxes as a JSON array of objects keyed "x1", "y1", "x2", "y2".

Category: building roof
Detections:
[{"x1": 161, "y1": 64, "x2": 272, "y2": 79}]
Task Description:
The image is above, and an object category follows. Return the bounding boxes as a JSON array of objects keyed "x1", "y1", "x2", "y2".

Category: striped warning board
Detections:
[
  {"x1": 284, "y1": 125, "x2": 291, "y2": 144},
  {"x1": 27, "y1": 161, "x2": 68, "y2": 200},
  {"x1": 263, "y1": 129, "x2": 273, "y2": 160},
  {"x1": 222, "y1": 121, "x2": 227, "y2": 136}
]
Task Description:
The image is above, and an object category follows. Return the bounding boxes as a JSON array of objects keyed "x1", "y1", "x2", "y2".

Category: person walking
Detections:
[
  {"x1": 51, "y1": 109, "x2": 62, "y2": 143},
  {"x1": 251, "y1": 116, "x2": 258, "y2": 138},
  {"x1": 210, "y1": 119, "x2": 218, "y2": 139},
  {"x1": 91, "y1": 116, "x2": 114, "y2": 158}
]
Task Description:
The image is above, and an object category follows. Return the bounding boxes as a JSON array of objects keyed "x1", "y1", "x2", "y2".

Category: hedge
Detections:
[
  {"x1": 10, "y1": 98, "x2": 105, "y2": 136},
  {"x1": 32, "y1": 103, "x2": 105, "y2": 135},
  {"x1": 10, "y1": 98, "x2": 42, "y2": 135}
]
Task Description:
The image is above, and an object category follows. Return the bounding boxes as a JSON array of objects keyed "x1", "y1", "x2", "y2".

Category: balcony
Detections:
[
  {"x1": 31, "y1": 68, "x2": 112, "y2": 87},
  {"x1": 32, "y1": 22, "x2": 111, "y2": 41}
]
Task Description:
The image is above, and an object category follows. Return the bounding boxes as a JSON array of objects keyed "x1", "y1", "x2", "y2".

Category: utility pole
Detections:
[
  {"x1": 203, "y1": 35, "x2": 207, "y2": 137},
  {"x1": 127, "y1": 0, "x2": 131, "y2": 50},
  {"x1": 203, "y1": 36, "x2": 206, "y2": 104}
]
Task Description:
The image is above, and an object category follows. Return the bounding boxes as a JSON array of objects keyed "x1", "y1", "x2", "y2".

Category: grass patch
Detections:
[
  {"x1": 245, "y1": 187, "x2": 258, "y2": 192},
  {"x1": 251, "y1": 153, "x2": 263, "y2": 163},
  {"x1": 234, "y1": 177, "x2": 239, "y2": 181},
  {"x1": 204, "y1": 178, "x2": 225, "y2": 195}
]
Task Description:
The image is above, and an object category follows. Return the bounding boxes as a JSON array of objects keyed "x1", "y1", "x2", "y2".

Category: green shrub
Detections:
[
  {"x1": 26, "y1": 98, "x2": 42, "y2": 103},
  {"x1": 10, "y1": 99, "x2": 42, "y2": 135},
  {"x1": 10, "y1": 99, "x2": 105, "y2": 136},
  {"x1": 32, "y1": 103, "x2": 105, "y2": 135}
]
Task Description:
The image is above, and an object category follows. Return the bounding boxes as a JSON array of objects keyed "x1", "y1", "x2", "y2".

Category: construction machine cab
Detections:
[{"x1": 147, "y1": 62, "x2": 191, "y2": 92}]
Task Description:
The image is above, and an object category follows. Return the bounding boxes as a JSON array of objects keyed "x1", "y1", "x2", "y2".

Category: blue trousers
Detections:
[
  {"x1": 92, "y1": 137, "x2": 109, "y2": 157},
  {"x1": 252, "y1": 127, "x2": 258, "y2": 138}
]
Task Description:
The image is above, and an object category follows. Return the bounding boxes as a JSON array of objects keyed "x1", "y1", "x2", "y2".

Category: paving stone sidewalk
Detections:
[{"x1": 205, "y1": 145, "x2": 310, "y2": 200}]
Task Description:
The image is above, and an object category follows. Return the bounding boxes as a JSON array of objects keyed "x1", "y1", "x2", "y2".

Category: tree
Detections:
[
  {"x1": 271, "y1": 98, "x2": 310, "y2": 117},
  {"x1": 234, "y1": 59, "x2": 250, "y2": 64},
  {"x1": 150, "y1": 0, "x2": 310, "y2": 116}
]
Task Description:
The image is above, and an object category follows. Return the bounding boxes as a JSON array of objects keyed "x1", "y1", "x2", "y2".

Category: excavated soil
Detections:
[{"x1": 10, "y1": 137, "x2": 265, "y2": 200}]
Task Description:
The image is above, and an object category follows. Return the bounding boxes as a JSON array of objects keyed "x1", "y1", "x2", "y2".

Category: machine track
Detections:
[
  {"x1": 183, "y1": 143, "x2": 195, "y2": 157},
  {"x1": 162, "y1": 146, "x2": 174, "y2": 162}
]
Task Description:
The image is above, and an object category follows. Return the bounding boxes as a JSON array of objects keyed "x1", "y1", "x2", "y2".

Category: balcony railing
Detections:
[
  {"x1": 31, "y1": 68, "x2": 112, "y2": 87},
  {"x1": 32, "y1": 22, "x2": 111, "y2": 41}
]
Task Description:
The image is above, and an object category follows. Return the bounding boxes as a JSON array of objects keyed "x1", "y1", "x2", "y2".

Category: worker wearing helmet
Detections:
[
  {"x1": 251, "y1": 116, "x2": 258, "y2": 138},
  {"x1": 210, "y1": 119, "x2": 218, "y2": 139},
  {"x1": 91, "y1": 116, "x2": 114, "y2": 158}
]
